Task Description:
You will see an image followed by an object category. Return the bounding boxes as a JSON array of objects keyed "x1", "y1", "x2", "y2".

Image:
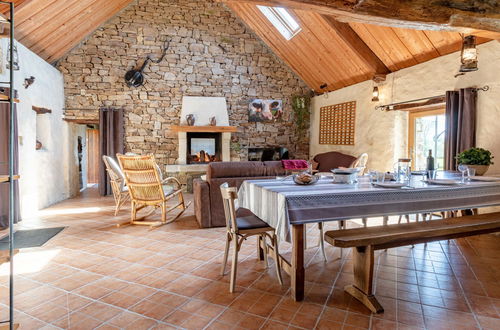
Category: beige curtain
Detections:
[{"x1": 444, "y1": 88, "x2": 476, "y2": 171}]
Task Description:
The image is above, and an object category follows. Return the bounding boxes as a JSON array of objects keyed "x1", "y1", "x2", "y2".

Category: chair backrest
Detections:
[
  {"x1": 102, "y1": 155, "x2": 126, "y2": 191},
  {"x1": 313, "y1": 151, "x2": 357, "y2": 172},
  {"x1": 117, "y1": 154, "x2": 165, "y2": 203},
  {"x1": 351, "y1": 153, "x2": 368, "y2": 175},
  {"x1": 220, "y1": 182, "x2": 239, "y2": 234}
]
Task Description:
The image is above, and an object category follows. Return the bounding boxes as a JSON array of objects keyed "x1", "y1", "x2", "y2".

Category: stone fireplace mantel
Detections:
[{"x1": 170, "y1": 125, "x2": 238, "y2": 133}]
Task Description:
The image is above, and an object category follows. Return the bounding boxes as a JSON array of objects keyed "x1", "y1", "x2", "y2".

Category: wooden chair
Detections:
[
  {"x1": 220, "y1": 183, "x2": 283, "y2": 293},
  {"x1": 102, "y1": 155, "x2": 130, "y2": 216},
  {"x1": 116, "y1": 154, "x2": 191, "y2": 228}
]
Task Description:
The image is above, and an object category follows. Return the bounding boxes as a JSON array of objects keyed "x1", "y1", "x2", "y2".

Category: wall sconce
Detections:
[
  {"x1": 459, "y1": 35, "x2": 478, "y2": 72},
  {"x1": 372, "y1": 86, "x2": 379, "y2": 102}
]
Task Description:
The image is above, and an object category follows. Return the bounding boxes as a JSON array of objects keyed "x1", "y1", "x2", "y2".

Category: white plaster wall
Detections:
[
  {"x1": 0, "y1": 39, "x2": 78, "y2": 218},
  {"x1": 310, "y1": 41, "x2": 500, "y2": 174}
]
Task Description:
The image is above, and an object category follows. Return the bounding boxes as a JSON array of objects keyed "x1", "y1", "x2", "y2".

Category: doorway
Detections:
[
  {"x1": 86, "y1": 128, "x2": 99, "y2": 184},
  {"x1": 408, "y1": 109, "x2": 446, "y2": 170}
]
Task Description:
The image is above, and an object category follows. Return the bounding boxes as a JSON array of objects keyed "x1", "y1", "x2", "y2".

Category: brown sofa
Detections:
[{"x1": 193, "y1": 161, "x2": 287, "y2": 228}]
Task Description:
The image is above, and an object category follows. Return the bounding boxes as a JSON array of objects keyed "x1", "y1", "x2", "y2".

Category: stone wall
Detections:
[{"x1": 58, "y1": 0, "x2": 310, "y2": 165}]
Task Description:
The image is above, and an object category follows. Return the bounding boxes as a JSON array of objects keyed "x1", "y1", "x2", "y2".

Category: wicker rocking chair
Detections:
[
  {"x1": 116, "y1": 154, "x2": 191, "y2": 228},
  {"x1": 102, "y1": 155, "x2": 130, "y2": 216}
]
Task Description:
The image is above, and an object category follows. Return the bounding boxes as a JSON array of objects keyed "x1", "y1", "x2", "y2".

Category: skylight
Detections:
[{"x1": 257, "y1": 6, "x2": 301, "y2": 40}]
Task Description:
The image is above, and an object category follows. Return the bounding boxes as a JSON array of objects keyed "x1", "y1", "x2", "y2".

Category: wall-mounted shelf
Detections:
[
  {"x1": 170, "y1": 125, "x2": 238, "y2": 133},
  {"x1": 0, "y1": 175, "x2": 19, "y2": 183},
  {"x1": 0, "y1": 95, "x2": 19, "y2": 103},
  {"x1": 32, "y1": 106, "x2": 52, "y2": 114}
]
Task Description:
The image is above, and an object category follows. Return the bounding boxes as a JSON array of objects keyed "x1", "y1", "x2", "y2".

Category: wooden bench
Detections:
[{"x1": 324, "y1": 212, "x2": 500, "y2": 313}]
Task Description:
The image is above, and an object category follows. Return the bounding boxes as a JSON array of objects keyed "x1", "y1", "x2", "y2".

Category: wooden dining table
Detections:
[{"x1": 238, "y1": 173, "x2": 500, "y2": 301}]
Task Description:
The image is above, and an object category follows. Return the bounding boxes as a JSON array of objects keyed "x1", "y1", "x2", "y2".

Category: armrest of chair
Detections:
[
  {"x1": 161, "y1": 177, "x2": 182, "y2": 190},
  {"x1": 193, "y1": 179, "x2": 211, "y2": 228}
]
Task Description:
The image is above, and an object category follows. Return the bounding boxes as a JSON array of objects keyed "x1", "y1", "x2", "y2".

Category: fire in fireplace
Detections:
[{"x1": 187, "y1": 132, "x2": 221, "y2": 164}]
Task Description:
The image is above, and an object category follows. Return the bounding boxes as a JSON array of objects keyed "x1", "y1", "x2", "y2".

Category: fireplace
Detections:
[{"x1": 187, "y1": 132, "x2": 221, "y2": 164}]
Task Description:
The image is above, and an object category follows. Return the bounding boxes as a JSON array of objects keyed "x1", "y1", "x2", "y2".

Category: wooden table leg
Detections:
[{"x1": 291, "y1": 224, "x2": 305, "y2": 301}]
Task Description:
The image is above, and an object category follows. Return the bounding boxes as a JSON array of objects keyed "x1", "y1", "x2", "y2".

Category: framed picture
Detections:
[{"x1": 248, "y1": 99, "x2": 283, "y2": 122}]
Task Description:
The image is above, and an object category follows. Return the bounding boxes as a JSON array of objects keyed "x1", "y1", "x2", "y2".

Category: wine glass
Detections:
[{"x1": 458, "y1": 164, "x2": 468, "y2": 183}]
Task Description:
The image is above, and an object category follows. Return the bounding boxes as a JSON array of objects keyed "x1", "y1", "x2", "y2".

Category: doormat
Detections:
[{"x1": 0, "y1": 227, "x2": 65, "y2": 250}]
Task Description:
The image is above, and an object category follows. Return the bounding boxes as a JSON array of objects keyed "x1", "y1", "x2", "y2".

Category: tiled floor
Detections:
[{"x1": 1, "y1": 188, "x2": 500, "y2": 329}]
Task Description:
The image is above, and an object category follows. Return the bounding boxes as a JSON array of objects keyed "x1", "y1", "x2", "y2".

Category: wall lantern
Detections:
[
  {"x1": 372, "y1": 86, "x2": 380, "y2": 102},
  {"x1": 459, "y1": 35, "x2": 478, "y2": 72}
]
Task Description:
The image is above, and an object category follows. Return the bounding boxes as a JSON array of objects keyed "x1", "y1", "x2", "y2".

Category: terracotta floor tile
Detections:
[{"x1": 5, "y1": 189, "x2": 500, "y2": 329}]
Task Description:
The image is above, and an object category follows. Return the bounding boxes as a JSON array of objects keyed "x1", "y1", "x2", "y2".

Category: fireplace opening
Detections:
[{"x1": 187, "y1": 132, "x2": 222, "y2": 164}]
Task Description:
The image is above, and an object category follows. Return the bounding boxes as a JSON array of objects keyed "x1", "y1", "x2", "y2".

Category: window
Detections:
[
  {"x1": 257, "y1": 6, "x2": 301, "y2": 40},
  {"x1": 408, "y1": 109, "x2": 446, "y2": 170}
]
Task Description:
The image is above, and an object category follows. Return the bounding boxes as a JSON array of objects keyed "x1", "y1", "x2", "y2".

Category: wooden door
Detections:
[{"x1": 86, "y1": 129, "x2": 99, "y2": 184}]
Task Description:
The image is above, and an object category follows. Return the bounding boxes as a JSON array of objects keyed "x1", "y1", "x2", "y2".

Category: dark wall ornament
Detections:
[{"x1": 125, "y1": 38, "x2": 170, "y2": 87}]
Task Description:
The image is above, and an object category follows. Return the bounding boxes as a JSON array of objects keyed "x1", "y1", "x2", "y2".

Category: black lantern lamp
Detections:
[
  {"x1": 459, "y1": 35, "x2": 478, "y2": 72},
  {"x1": 372, "y1": 86, "x2": 380, "y2": 102}
]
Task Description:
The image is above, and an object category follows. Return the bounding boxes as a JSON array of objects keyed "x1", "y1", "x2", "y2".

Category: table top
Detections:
[{"x1": 238, "y1": 173, "x2": 500, "y2": 241}]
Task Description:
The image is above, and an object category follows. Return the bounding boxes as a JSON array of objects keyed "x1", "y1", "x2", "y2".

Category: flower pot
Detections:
[{"x1": 466, "y1": 164, "x2": 489, "y2": 176}]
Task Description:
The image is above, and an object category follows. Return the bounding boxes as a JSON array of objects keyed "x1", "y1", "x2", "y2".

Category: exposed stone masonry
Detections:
[{"x1": 58, "y1": 0, "x2": 310, "y2": 165}]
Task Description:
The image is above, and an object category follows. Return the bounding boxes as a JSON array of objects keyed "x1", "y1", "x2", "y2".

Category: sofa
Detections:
[
  {"x1": 193, "y1": 161, "x2": 287, "y2": 228},
  {"x1": 312, "y1": 151, "x2": 357, "y2": 173}
]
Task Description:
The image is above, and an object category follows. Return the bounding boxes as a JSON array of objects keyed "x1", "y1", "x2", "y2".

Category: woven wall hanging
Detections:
[{"x1": 319, "y1": 101, "x2": 356, "y2": 145}]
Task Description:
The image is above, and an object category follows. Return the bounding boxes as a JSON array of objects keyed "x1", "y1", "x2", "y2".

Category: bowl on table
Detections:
[
  {"x1": 330, "y1": 168, "x2": 360, "y2": 184},
  {"x1": 293, "y1": 172, "x2": 319, "y2": 185}
]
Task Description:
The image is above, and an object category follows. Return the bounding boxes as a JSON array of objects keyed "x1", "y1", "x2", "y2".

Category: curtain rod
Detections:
[{"x1": 376, "y1": 85, "x2": 489, "y2": 111}]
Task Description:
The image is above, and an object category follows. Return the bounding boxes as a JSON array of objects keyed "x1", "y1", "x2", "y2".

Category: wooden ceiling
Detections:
[
  {"x1": 227, "y1": 2, "x2": 494, "y2": 92},
  {"x1": 0, "y1": 0, "x2": 496, "y2": 92},
  {"x1": 0, "y1": 0, "x2": 133, "y2": 63}
]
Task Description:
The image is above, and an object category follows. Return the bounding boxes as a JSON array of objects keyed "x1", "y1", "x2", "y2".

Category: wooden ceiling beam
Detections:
[
  {"x1": 321, "y1": 15, "x2": 389, "y2": 75},
  {"x1": 218, "y1": 0, "x2": 500, "y2": 33}
]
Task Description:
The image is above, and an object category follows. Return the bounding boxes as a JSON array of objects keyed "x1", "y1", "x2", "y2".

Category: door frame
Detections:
[{"x1": 408, "y1": 108, "x2": 445, "y2": 164}]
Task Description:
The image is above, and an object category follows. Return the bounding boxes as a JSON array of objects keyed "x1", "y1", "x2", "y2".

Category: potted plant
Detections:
[{"x1": 456, "y1": 147, "x2": 494, "y2": 175}]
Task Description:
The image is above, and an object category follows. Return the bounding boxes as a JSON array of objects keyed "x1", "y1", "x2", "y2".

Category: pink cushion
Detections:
[{"x1": 281, "y1": 159, "x2": 308, "y2": 170}]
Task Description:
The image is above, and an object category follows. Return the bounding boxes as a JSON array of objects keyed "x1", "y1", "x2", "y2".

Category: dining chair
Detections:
[
  {"x1": 220, "y1": 182, "x2": 283, "y2": 293},
  {"x1": 102, "y1": 155, "x2": 130, "y2": 216},
  {"x1": 116, "y1": 154, "x2": 190, "y2": 228}
]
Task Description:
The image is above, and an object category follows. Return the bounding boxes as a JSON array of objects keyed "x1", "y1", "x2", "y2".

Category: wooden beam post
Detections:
[
  {"x1": 218, "y1": 0, "x2": 500, "y2": 34},
  {"x1": 321, "y1": 15, "x2": 389, "y2": 75}
]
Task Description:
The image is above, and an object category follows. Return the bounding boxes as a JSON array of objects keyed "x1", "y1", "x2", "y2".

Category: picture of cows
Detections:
[{"x1": 248, "y1": 99, "x2": 283, "y2": 122}]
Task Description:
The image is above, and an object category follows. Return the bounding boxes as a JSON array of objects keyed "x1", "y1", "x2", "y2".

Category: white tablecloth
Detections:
[{"x1": 238, "y1": 176, "x2": 500, "y2": 241}]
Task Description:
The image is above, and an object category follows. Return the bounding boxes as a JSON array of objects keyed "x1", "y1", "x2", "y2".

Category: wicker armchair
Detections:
[
  {"x1": 102, "y1": 155, "x2": 130, "y2": 216},
  {"x1": 116, "y1": 154, "x2": 190, "y2": 228}
]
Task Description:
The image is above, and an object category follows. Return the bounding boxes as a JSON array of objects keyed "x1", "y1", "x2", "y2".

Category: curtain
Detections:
[
  {"x1": 444, "y1": 88, "x2": 477, "y2": 171},
  {"x1": 99, "y1": 108, "x2": 124, "y2": 196},
  {"x1": 0, "y1": 87, "x2": 20, "y2": 228}
]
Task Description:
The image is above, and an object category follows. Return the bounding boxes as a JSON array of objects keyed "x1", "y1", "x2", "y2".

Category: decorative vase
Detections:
[
  {"x1": 467, "y1": 164, "x2": 489, "y2": 176},
  {"x1": 209, "y1": 116, "x2": 216, "y2": 126},
  {"x1": 186, "y1": 114, "x2": 195, "y2": 126}
]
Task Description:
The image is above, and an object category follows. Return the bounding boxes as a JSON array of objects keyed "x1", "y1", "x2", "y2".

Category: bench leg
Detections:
[{"x1": 345, "y1": 245, "x2": 384, "y2": 313}]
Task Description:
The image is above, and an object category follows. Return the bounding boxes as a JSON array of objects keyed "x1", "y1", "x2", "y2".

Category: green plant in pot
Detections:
[{"x1": 456, "y1": 147, "x2": 494, "y2": 176}]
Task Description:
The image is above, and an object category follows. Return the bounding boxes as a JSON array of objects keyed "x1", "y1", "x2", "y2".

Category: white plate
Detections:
[
  {"x1": 373, "y1": 182, "x2": 406, "y2": 188},
  {"x1": 470, "y1": 176, "x2": 500, "y2": 182},
  {"x1": 331, "y1": 168, "x2": 360, "y2": 174},
  {"x1": 424, "y1": 179, "x2": 460, "y2": 185}
]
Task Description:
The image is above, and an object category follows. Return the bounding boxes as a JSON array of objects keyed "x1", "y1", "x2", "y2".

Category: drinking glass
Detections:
[
  {"x1": 376, "y1": 172, "x2": 385, "y2": 183},
  {"x1": 458, "y1": 164, "x2": 468, "y2": 183},
  {"x1": 368, "y1": 170, "x2": 378, "y2": 184},
  {"x1": 466, "y1": 167, "x2": 476, "y2": 181},
  {"x1": 427, "y1": 170, "x2": 437, "y2": 180}
]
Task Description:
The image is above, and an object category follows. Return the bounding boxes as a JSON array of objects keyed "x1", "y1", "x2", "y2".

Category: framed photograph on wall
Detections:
[{"x1": 248, "y1": 99, "x2": 283, "y2": 122}]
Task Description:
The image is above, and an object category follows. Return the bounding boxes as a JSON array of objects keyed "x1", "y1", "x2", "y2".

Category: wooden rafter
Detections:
[
  {"x1": 321, "y1": 15, "x2": 389, "y2": 75},
  {"x1": 218, "y1": 0, "x2": 500, "y2": 34},
  {"x1": 32, "y1": 106, "x2": 52, "y2": 114}
]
